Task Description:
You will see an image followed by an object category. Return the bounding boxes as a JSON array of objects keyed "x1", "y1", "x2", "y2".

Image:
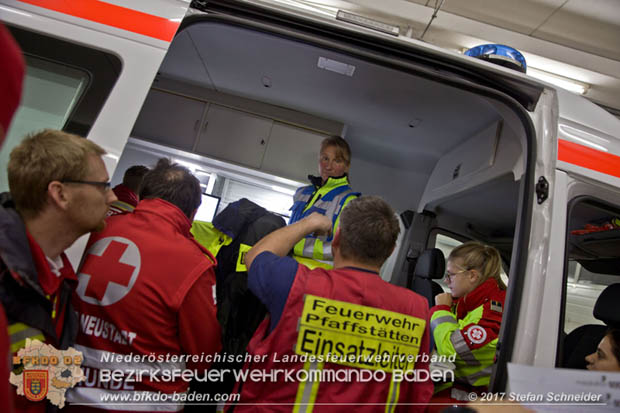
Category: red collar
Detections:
[
  {"x1": 25, "y1": 230, "x2": 77, "y2": 296},
  {"x1": 112, "y1": 184, "x2": 139, "y2": 207},
  {"x1": 455, "y1": 278, "x2": 502, "y2": 319},
  {"x1": 134, "y1": 198, "x2": 192, "y2": 237}
]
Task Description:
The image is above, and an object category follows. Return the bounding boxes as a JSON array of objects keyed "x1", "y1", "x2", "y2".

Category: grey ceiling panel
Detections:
[
  {"x1": 181, "y1": 22, "x2": 499, "y2": 171},
  {"x1": 159, "y1": 31, "x2": 215, "y2": 88},
  {"x1": 532, "y1": 0, "x2": 620, "y2": 61},
  {"x1": 411, "y1": 0, "x2": 565, "y2": 35}
]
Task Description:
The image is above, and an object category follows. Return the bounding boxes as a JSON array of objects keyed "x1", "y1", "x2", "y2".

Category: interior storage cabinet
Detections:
[
  {"x1": 132, "y1": 89, "x2": 206, "y2": 151},
  {"x1": 133, "y1": 89, "x2": 328, "y2": 181},
  {"x1": 196, "y1": 104, "x2": 273, "y2": 169}
]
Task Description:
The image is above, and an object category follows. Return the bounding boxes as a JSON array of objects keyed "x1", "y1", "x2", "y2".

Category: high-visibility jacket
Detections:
[
  {"x1": 67, "y1": 199, "x2": 220, "y2": 412},
  {"x1": 430, "y1": 278, "x2": 505, "y2": 389},
  {"x1": 191, "y1": 220, "x2": 233, "y2": 258},
  {"x1": 231, "y1": 262, "x2": 434, "y2": 412},
  {"x1": 289, "y1": 175, "x2": 359, "y2": 266}
]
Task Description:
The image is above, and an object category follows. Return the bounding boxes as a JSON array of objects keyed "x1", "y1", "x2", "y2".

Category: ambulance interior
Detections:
[
  {"x1": 120, "y1": 17, "x2": 620, "y2": 375},
  {"x1": 126, "y1": 19, "x2": 528, "y2": 278},
  {"x1": 5, "y1": 9, "x2": 619, "y2": 384},
  {"x1": 121, "y1": 17, "x2": 531, "y2": 388}
]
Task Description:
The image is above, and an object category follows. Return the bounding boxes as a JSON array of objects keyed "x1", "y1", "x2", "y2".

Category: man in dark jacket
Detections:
[{"x1": 0, "y1": 129, "x2": 117, "y2": 412}]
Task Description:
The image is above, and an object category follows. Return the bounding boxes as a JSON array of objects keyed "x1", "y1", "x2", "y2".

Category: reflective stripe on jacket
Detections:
[
  {"x1": 68, "y1": 199, "x2": 219, "y2": 411},
  {"x1": 290, "y1": 176, "x2": 359, "y2": 262},
  {"x1": 430, "y1": 279, "x2": 505, "y2": 389},
  {"x1": 232, "y1": 263, "x2": 434, "y2": 412}
]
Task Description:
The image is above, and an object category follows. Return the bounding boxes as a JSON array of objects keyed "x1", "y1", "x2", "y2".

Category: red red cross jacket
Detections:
[
  {"x1": 66, "y1": 199, "x2": 221, "y2": 412},
  {"x1": 231, "y1": 262, "x2": 434, "y2": 412}
]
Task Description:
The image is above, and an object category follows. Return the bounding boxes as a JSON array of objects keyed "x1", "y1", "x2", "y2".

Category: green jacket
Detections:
[{"x1": 430, "y1": 279, "x2": 505, "y2": 389}]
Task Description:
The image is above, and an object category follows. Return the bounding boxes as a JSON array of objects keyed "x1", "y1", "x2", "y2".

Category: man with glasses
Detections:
[{"x1": 0, "y1": 129, "x2": 116, "y2": 412}]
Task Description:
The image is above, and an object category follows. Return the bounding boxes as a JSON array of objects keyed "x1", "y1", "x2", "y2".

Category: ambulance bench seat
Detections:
[
  {"x1": 562, "y1": 283, "x2": 620, "y2": 369},
  {"x1": 412, "y1": 248, "x2": 446, "y2": 309}
]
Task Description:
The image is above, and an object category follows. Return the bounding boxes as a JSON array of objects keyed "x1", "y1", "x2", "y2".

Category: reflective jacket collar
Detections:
[
  {"x1": 112, "y1": 184, "x2": 139, "y2": 208},
  {"x1": 455, "y1": 278, "x2": 501, "y2": 319},
  {"x1": 0, "y1": 192, "x2": 45, "y2": 295},
  {"x1": 134, "y1": 198, "x2": 192, "y2": 237},
  {"x1": 308, "y1": 174, "x2": 350, "y2": 190}
]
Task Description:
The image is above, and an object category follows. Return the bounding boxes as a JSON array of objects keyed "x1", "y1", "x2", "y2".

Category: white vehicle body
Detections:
[{"x1": 2, "y1": 0, "x2": 620, "y2": 394}]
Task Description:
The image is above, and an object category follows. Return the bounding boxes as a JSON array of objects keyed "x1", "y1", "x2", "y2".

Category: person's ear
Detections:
[
  {"x1": 469, "y1": 269, "x2": 481, "y2": 285},
  {"x1": 332, "y1": 228, "x2": 341, "y2": 248},
  {"x1": 48, "y1": 180, "x2": 69, "y2": 210}
]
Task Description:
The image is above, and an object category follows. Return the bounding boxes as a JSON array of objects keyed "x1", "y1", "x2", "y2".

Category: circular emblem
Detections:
[
  {"x1": 465, "y1": 325, "x2": 487, "y2": 344},
  {"x1": 76, "y1": 237, "x2": 141, "y2": 306}
]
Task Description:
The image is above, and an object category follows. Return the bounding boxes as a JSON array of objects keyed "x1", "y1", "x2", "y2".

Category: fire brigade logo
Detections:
[
  {"x1": 76, "y1": 237, "x2": 141, "y2": 306},
  {"x1": 23, "y1": 370, "x2": 48, "y2": 402},
  {"x1": 465, "y1": 325, "x2": 487, "y2": 345}
]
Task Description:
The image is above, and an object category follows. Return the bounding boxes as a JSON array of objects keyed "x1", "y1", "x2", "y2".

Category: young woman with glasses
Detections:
[{"x1": 428, "y1": 241, "x2": 507, "y2": 405}]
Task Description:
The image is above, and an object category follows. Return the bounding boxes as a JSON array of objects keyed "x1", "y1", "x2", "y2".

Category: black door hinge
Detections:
[{"x1": 536, "y1": 176, "x2": 549, "y2": 204}]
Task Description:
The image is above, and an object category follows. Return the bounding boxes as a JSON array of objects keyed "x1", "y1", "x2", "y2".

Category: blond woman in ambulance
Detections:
[{"x1": 429, "y1": 242, "x2": 507, "y2": 403}]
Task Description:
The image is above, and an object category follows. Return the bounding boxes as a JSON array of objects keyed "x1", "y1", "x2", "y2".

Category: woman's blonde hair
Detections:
[
  {"x1": 320, "y1": 135, "x2": 351, "y2": 166},
  {"x1": 449, "y1": 241, "x2": 506, "y2": 290}
]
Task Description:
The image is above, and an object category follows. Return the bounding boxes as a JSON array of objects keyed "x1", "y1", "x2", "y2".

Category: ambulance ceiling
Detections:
[{"x1": 159, "y1": 22, "x2": 504, "y2": 173}]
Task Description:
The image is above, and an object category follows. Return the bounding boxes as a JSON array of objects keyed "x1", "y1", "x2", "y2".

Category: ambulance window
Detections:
[
  {"x1": 0, "y1": 56, "x2": 88, "y2": 191},
  {"x1": 435, "y1": 233, "x2": 463, "y2": 258},
  {"x1": 215, "y1": 176, "x2": 293, "y2": 219},
  {"x1": 560, "y1": 198, "x2": 620, "y2": 367},
  {"x1": 0, "y1": 25, "x2": 121, "y2": 192},
  {"x1": 433, "y1": 234, "x2": 462, "y2": 291},
  {"x1": 432, "y1": 233, "x2": 509, "y2": 290}
]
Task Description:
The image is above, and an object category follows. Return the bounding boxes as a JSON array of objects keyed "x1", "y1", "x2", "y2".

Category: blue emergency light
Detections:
[{"x1": 464, "y1": 44, "x2": 527, "y2": 73}]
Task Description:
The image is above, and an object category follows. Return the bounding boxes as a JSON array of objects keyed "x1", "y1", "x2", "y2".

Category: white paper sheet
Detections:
[{"x1": 506, "y1": 363, "x2": 620, "y2": 412}]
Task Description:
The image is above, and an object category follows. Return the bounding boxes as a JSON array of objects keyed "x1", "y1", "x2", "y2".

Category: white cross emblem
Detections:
[{"x1": 466, "y1": 325, "x2": 487, "y2": 344}]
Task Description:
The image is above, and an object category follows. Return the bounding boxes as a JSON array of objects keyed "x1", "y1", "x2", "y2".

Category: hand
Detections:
[
  {"x1": 306, "y1": 212, "x2": 332, "y2": 237},
  {"x1": 435, "y1": 292, "x2": 453, "y2": 307},
  {"x1": 473, "y1": 400, "x2": 534, "y2": 413}
]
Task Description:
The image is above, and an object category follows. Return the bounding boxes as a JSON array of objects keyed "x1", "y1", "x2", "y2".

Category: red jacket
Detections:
[
  {"x1": 232, "y1": 264, "x2": 433, "y2": 412},
  {"x1": 1, "y1": 304, "x2": 13, "y2": 413},
  {"x1": 0, "y1": 23, "x2": 24, "y2": 142},
  {"x1": 108, "y1": 185, "x2": 140, "y2": 216},
  {"x1": 67, "y1": 199, "x2": 221, "y2": 412}
]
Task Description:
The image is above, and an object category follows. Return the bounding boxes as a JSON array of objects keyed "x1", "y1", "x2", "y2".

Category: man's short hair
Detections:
[
  {"x1": 8, "y1": 129, "x2": 105, "y2": 218},
  {"x1": 139, "y1": 158, "x2": 201, "y2": 219},
  {"x1": 122, "y1": 165, "x2": 149, "y2": 194},
  {"x1": 338, "y1": 196, "x2": 399, "y2": 267}
]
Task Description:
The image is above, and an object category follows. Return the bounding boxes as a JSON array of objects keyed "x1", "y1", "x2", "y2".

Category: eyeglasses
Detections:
[
  {"x1": 444, "y1": 269, "x2": 469, "y2": 281},
  {"x1": 62, "y1": 179, "x2": 111, "y2": 191}
]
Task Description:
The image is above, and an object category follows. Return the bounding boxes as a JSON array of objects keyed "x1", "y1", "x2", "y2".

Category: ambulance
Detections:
[{"x1": 1, "y1": 0, "x2": 619, "y2": 397}]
